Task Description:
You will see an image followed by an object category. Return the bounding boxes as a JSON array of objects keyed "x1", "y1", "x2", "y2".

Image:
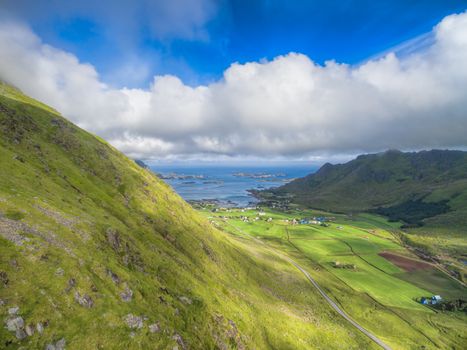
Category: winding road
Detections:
[
  {"x1": 285, "y1": 256, "x2": 392, "y2": 350},
  {"x1": 228, "y1": 223, "x2": 392, "y2": 350}
]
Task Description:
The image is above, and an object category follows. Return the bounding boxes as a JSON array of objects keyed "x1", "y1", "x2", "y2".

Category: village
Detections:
[{"x1": 207, "y1": 206, "x2": 335, "y2": 227}]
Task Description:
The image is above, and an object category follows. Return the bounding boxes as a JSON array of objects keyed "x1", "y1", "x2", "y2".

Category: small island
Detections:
[
  {"x1": 157, "y1": 173, "x2": 205, "y2": 180},
  {"x1": 232, "y1": 172, "x2": 286, "y2": 179}
]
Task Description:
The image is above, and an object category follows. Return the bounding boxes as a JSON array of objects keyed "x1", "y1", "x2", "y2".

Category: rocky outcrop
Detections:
[
  {"x1": 74, "y1": 292, "x2": 94, "y2": 308},
  {"x1": 124, "y1": 314, "x2": 144, "y2": 329},
  {"x1": 46, "y1": 338, "x2": 66, "y2": 350},
  {"x1": 120, "y1": 285, "x2": 133, "y2": 302},
  {"x1": 172, "y1": 333, "x2": 187, "y2": 350},
  {"x1": 148, "y1": 322, "x2": 160, "y2": 333}
]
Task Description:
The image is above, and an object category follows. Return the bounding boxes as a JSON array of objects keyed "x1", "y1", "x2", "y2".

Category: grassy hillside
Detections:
[
  {"x1": 0, "y1": 82, "x2": 386, "y2": 349},
  {"x1": 258, "y1": 150, "x2": 467, "y2": 271},
  {"x1": 266, "y1": 150, "x2": 467, "y2": 221}
]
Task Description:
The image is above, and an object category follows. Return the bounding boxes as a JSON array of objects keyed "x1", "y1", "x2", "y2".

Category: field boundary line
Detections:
[{"x1": 227, "y1": 222, "x2": 393, "y2": 350}]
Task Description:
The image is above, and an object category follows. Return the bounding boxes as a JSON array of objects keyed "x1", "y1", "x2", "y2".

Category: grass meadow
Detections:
[{"x1": 201, "y1": 207, "x2": 467, "y2": 349}]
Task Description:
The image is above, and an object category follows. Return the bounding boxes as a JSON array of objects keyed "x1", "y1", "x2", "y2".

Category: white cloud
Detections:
[{"x1": 1, "y1": 12, "x2": 467, "y2": 160}]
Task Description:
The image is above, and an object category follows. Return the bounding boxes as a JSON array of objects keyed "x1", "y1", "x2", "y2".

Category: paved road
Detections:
[
  {"x1": 228, "y1": 224, "x2": 392, "y2": 350},
  {"x1": 285, "y1": 257, "x2": 392, "y2": 350}
]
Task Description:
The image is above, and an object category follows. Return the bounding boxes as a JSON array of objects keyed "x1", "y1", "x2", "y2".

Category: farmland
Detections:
[{"x1": 199, "y1": 207, "x2": 467, "y2": 349}]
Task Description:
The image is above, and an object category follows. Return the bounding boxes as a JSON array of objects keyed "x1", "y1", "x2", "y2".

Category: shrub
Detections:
[{"x1": 5, "y1": 209, "x2": 25, "y2": 221}]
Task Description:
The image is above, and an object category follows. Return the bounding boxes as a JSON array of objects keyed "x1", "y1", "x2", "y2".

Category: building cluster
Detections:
[
  {"x1": 282, "y1": 216, "x2": 332, "y2": 226},
  {"x1": 420, "y1": 295, "x2": 442, "y2": 305}
]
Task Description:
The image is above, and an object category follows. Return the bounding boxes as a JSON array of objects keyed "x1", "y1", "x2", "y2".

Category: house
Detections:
[{"x1": 420, "y1": 295, "x2": 442, "y2": 305}]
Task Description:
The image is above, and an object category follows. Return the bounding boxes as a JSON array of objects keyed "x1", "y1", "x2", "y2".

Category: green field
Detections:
[
  {"x1": 396, "y1": 269, "x2": 466, "y2": 300},
  {"x1": 201, "y1": 207, "x2": 467, "y2": 349}
]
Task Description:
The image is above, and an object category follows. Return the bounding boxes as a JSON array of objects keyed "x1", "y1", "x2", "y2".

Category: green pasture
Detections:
[
  {"x1": 201, "y1": 207, "x2": 467, "y2": 349},
  {"x1": 201, "y1": 207, "x2": 465, "y2": 312}
]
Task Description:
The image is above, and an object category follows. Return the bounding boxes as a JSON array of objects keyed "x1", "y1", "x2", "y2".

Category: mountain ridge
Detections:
[{"x1": 263, "y1": 149, "x2": 467, "y2": 222}]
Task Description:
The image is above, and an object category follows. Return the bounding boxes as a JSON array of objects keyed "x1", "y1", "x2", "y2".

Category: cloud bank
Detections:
[{"x1": 0, "y1": 12, "x2": 467, "y2": 160}]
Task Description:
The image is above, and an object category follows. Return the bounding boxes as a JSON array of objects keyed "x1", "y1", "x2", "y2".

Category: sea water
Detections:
[{"x1": 150, "y1": 164, "x2": 315, "y2": 207}]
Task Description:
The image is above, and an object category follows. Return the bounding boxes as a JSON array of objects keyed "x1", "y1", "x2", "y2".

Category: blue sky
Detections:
[
  {"x1": 1, "y1": 1, "x2": 467, "y2": 162},
  {"x1": 3, "y1": 0, "x2": 467, "y2": 88}
]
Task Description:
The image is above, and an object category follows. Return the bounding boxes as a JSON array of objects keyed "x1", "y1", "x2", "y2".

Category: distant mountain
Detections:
[
  {"x1": 134, "y1": 159, "x2": 149, "y2": 169},
  {"x1": 260, "y1": 150, "x2": 467, "y2": 229}
]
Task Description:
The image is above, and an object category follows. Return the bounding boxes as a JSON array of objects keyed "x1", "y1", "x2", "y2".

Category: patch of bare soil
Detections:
[{"x1": 379, "y1": 251, "x2": 433, "y2": 272}]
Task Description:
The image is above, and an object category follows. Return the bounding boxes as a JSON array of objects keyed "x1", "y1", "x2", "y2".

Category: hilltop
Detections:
[{"x1": 261, "y1": 150, "x2": 467, "y2": 227}]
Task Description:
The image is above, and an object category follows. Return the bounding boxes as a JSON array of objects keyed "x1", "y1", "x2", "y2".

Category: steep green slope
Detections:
[
  {"x1": 0, "y1": 83, "x2": 379, "y2": 349},
  {"x1": 262, "y1": 150, "x2": 467, "y2": 229}
]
